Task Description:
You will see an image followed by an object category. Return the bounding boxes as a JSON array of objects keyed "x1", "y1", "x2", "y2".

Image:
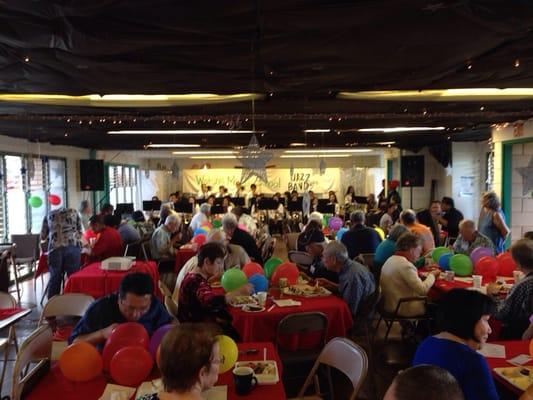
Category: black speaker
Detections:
[
  {"x1": 79, "y1": 159, "x2": 104, "y2": 191},
  {"x1": 401, "y1": 155, "x2": 425, "y2": 187}
]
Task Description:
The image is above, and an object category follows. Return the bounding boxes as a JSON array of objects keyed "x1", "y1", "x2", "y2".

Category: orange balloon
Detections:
[
  {"x1": 59, "y1": 342, "x2": 103, "y2": 382},
  {"x1": 110, "y1": 346, "x2": 153, "y2": 387}
]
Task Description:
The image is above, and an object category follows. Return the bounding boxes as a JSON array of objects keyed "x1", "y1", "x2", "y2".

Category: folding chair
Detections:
[
  {"x1": 0, "y1": 292, "x2": 19, "y2": 393},
  {"x1": 10, "y1": 234, "x2": 40, "y2": 303}
]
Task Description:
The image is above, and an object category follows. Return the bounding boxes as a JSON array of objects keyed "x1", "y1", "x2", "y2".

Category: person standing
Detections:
[
  {"x1": 478, "y1": 191, "x2": 509, "y2": 254},
  {"x1": 438, "y1": 197, "x2": 464, "y2": 240},
  {"x1": 40, "y1": 207, "x2": 84, "y2": 298},
  {"x1": 79, "y1": 200, "x2": 92, "y2": 231},
  {"x1": 416, "y1": 200, "x2": 442, "y2": 247}
]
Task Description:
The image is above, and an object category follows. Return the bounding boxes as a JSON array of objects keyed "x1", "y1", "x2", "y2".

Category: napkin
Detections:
[
  {"x1": 99, "y1": 384, "x2": 136, "y2": 400},
  {"x1": 273, "y1": 299, "x2": 302, "y2": 307},
  {"x1": 477, "y1": 343, "x2": 506, "y2": 359},
  {"x1": 136, "y1": 379, "x2": 163, "y2": 399},
  {"x1": 202, "y1": 385, "x2": 227, "y2": 400}
]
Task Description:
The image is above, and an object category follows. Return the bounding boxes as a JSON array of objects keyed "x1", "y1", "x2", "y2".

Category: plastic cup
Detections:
[
  {"x1": 256, "y1": 292, "x2": 267, "y2": 307},
  {"x1": 472, "y1": 275, "x2": 482, "y2": 289}
]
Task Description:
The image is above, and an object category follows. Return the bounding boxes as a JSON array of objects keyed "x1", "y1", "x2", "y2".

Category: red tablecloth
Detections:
[
  {"x1": 63, "y1": 261, "x2": 162, "y2": 300},
  {"x1": 230, "y1": 290, "x2": 354, "y2": 344},
  {"x1": 175, "y1": 247, "x2": 197, "y2": 273},
  {"x1": 26, "y1": 342, "x2": 286, "y2": 400},
  {"x1": 485, "y1": 340, "x2": 532, "y2": 397},
  {"x1": 36, "y1": 252, "x2": 89, "y2": 279},
  {"x1": 0, "y1": 307, "x2": 26, "y2": 320}
]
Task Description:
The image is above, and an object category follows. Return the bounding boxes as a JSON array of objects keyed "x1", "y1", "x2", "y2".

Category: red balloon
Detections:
[
  {"x1": 192, "y1": 233, "x2": 206, "y2": 247},
  {"x1": 242, "y1": 262, "x2": 264, "y2": 278},
  {"x1": 271, "y1": 262, "x2": 299, "y2": 285},
  {"x1": 102, "y1": 322, "x2": 149, "y2": 371},
  {"x1": 496, "y1": 252, "x2": 516, "y2": 277},
  {"x1": 48, "y1": 194, "x2": 61, "y2": 206},
  {"x1": 474, "y1": 256, "x2": 499, "y2": 282},
  {"x1": 110, "y1": 346, "x2": 153, "y2": 387}
]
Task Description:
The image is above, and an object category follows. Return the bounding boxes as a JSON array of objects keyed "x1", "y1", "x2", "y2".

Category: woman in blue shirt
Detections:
[
  {"x1": 373, "y1": 224, "x2": 409, "y2": 280},
  {"x1": 413, "y1": 289, "x2": 498, "y2": 400},
  {"x1": 478, "y1": 191, "x2": 509, "y2": 254}
]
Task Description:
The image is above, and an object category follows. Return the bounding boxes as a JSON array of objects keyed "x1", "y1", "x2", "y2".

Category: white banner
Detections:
[{"x1": 183, "y1": 168, "x2": 341, "y2": 195}]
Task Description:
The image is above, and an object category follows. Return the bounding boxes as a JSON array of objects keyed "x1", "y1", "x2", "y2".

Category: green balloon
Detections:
[
  {"x1": 449, "y1": 254, "x2": 473, "y2": 276},
  {"x1": 221, "y1": 268, "x2": 248, "y2": 292},
  {"x1": 213, "y1": 220, "x2": 222, "y2": 229},
  {"x1": 28, "y1": 196, "x2": 43, "y2": 208},
  {"x1": 264, "y1": 257, "x2": 283, "y2": 279},
  {"x1": 432, "y1": 246, "x2": 452, "y2": 263}
]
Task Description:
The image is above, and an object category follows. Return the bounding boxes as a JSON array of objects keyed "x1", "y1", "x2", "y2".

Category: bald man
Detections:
[{"x1": 453, "y1": 219, "x2": 495, "y2": 256}]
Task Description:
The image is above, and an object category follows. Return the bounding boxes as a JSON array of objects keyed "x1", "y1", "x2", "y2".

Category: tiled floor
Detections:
[{"x1": 0, "y1": 243, "x2": 406, "y2": 399}]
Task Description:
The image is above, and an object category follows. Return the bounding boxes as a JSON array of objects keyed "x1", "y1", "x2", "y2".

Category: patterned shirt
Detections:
[
  {"x1": 453, "y1": 231, "x2": 495, "y2": 256},
  {"x1": 496, "y1": 272, "x2": 533, "y2": 339},
  {"x1": 177, "y1": 273, "x2": 228, "y2": 323},
  {"x1": 150, "y1": 225, "x2": 174, "y2": 259},
  {"x1": 338, "y1": 258, "x2": 376, "y2": 317},
  {"x1": 40, "y1": 208, "x2": 83, "y2": 251}
]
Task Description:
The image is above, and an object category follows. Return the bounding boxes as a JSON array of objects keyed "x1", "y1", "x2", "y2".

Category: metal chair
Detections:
[
  {"x1": 10, "y1": 234, "x2": 40, "y2": 303},
  {"x1": 124, "y1": 239, "x2": 149, "y2": 261},
  {"x1": 285, "y1": 232, "x2": 300, "y2": 251},
  {"x1": 288, "y1": 251, "x2": 314, "y2": 272},
  {"x1": 11, "y1": 325, "x2": 53, "y2": 400},
  {"x1": 38, "y1": 293, "x2": 94, "y2": 360},
  {"x1": 0, "y1": 292, "x2": 19, "y2": 393},
  {"x1": 293, "y1": 337, "x2": 368, "y2": 400}
]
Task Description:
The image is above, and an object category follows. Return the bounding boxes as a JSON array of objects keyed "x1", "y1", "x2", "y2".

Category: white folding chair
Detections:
[
  {"x1": 288, "y1": 251, "x2": 314, "y2": 272},
  {"x1": 0, "y1": 292, "x2": 19, "y2": 392},
  {"x1": 10, "y1": 234, "x2": 40, "y2": 303}
]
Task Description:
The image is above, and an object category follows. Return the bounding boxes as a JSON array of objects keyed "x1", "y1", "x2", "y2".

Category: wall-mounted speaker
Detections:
[
  {"x1": 401, "y1": 155, "x2": 425, "y2": 187},
  {"x1": 79, "y1": 159, "x2": 104, "y2": 191}
]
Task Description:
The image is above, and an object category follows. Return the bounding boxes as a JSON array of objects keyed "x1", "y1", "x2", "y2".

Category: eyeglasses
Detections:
[{"x1": 211, "y1": 356, "x2": 224, "y2": 365}]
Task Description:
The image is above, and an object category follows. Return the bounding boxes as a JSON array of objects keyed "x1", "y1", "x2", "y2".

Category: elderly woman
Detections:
[
  {"x1": 178, "y1": 242, "x2": 252, "y2": 340},
  {"x1": 414, "y1": 289, "x2": 497, "y2": 400},
  {"x1": 139, "y1": 323, "x2": 221, "y2": 400},
  {"x1": 373, "y1": 224, "x2": 409, "y2": 279},
  {"x1": 478, "y1": 191, "x2": 509, "y2": 254}
]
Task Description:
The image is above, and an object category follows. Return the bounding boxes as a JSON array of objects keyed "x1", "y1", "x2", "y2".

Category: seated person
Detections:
[
  {"x1": 177, "y1": 242, "x2": 252, "y2": 340},
  {"x1": 222, "y1": 213, "x2": 263, "y2": 264},
  {"x1": 384, "y1": 365, "x2": 465, "y2": 400},
  {"x1": 138, "y1": 323, "x2": 221, "y2": 400},
  {"x1": 86, "y1": 214, "x2": 123, "y2": 263},
  {"x1": 172, "y1": 230, "x2": 250, "y2": 299},
  {"x1": 495, "y1": 239, "x2": 533, "y2": 339},
  {"x1": 150, "y1": 214, "x2": 181, "y2": 261},
  {"x1": 69, "y1": 272, "x2": 172, "y2": 346},
  {"x1": 400, "y1": 209, "x2": 435, "y2": 255},
  {"x1": 297, "y1": 218, "x2": 323, "y2": 252},
  {"x1": 380, "y1": 232, "x2": 439, "y2": 317},
  {"x1": 523, "y1": 314, "x2": 533, "y2": 340},
  {"x1": 453, "y1": 220, "x2": 495, "y2": 256},
  {"x1": 189, "y1": 203, "x2": 211, "y2": 233},
  {"x1": 416, "y1": 201, "x2": 442, "y2": 247},
  {"x1": 379, "y1": 202, "x2": 398, "y2": 235},
  {"x1": 131, "y1": 210, "x2": 155, "y2": 240},
  {"x1": 413, "y1": 289, "x2": 498, "y2": 400},
  {"x1": 322, "y1": 241, "x2": 375, "y2": 318},
  {"x1": 297, "y1": 228, "x2": 339, "y2": 291},
  {"x1": 373, "y1": 224, "x2": 409, "y2": 279},
  {"x1": 231, "y1": 206, "x2": 257, "y2": 237},
  {"x1": 341, "y1": 210, "x2": 382, "y2": 259},
  {"x1": 115, "y1": 215, "x2": 141, "y2": 245}
]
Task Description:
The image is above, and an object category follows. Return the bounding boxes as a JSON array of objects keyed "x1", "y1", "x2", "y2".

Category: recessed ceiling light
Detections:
[
  {"x1": 146, "y1": 144, "x2": 201, "y2": 148},
  {"x1": 338, "y1": 89, "x2": 533, "y2": 101},
  {"x1": 303, "y1": 129, "x2": 331, "y2": 133},
  {"x1": 375, "y1": 141, "x2": 396, "y2": 145},
  {"x1": 172, "y1": 150, "x2": 235, "y2": 155},
  {"x1": 189, "y1": 155, "x2": 237, "y2": 159},
  {"x1": 289, "y1": 143, "x2": 307, "y2": 147},
  {"x1": 108, "y1": 130, "x2": 261, "y2": 135},
  {"x1": 357, "y1": 127, "x2": 445, "y2": 133},
  {"x1": 280, "y1": 154, "x2": 352, "y2": 158},
  {"x1": 284, "y1": 149, "x2": 372, "y2": 154}
]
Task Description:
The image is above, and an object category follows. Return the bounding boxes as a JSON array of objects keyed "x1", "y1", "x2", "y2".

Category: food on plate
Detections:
[
  {"x1": 229, "y1": 295, "x2": 257, "y2": 306},
  {"x1": 283, "y1": 284, "x2": 331, "y2": 297},
  {"x1": 495, "y1": 367, "x2": 533, "y2": 391},
  {"x1": 242, "y1": 361, "x2": 276, "y2": 375}
]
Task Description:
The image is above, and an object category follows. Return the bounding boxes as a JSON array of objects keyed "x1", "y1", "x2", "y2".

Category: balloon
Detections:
[
  {"x1": 199, "y1": 225, "x2": 211, "y2": 234},
  {"x1": 216, "y1": 335, "x2": 238, "y2": 374},
  {"x1": 328, "y1": 217, "x2": 343, "y2": 231},
  {"x1": 48, "y1": 194, "x2": 61, "y2": 206},
  {"x1": 432, "y1": 247, "x2": 452, "y2": 263},
  {"x1": 59, "y1": 342, "x2": 103, "y2": 382},
  {"x1": 221, "y1": 268, "x2": 248, "y2": 292},
  {"x1": 237, "y1": 223, "x2": 248, "y2": 232},
  {"x1": 102, "y1": 322, "x2": 149, "y2": 371},
  {"x1": 529, "y1": 339, "x2": 533, "y2": 357},
  {"x1": 497, "y1": 252, "x2": 516, "y2": 277},
  {"x1": 438, "y1": 253, "x2": 453, "y2": 270},
  {"x1": 149, "y1": 324, "x2": 174, "y2": 361},
  {"x1": 110, "y1": 346, "x2": 153, "y2": 387},
  {"x1": 248, "y1": 273, "x2": 269, "y2": 293},
  {"x1": 242, "y1": 262, "x2": 264, "y2": 278},
  {"x1": 336, "y1": 227, "x2": 348, "y2": 241},
  {"x1": 28, "y1": 196, "x2": 43, "y2": 208},
  {"x1": 449, "y1": 254, "x2": 473, "y2": 276},
  {"x1": 193, "y1": 228, "x2": 206, "y2": 237},
  {"x1": 201, "y1": 221, "x2": 213, "y2": 229},
  {"x1": 213, "y1": 220, "x2": 222, "y2": 228},
  {"x1": 470, "y1": 247, "x2": 494, "y2": 265},
  {"x1": 374, "y1": 227, "x2": 385, "y2": 241},
  {"x1": 264, "y1": 257, "x2": 283, "y2": 279},
  {"x1": 474, "y1": 256, "x2": 499, "y2": 282},
  {"x1": 270, "y1": 262, "x2": 299, "y2": 285},
  {"x1": 192, "y1": 233, "x2": 207, "y2": 247}
]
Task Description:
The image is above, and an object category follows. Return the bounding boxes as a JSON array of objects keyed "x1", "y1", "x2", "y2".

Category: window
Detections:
[
  {"x1": 0, "y1": 154, "x2": 67, "y2": 240},
  {"x1": 107, "y1": 164, "x2": 139, "y2": 210}
]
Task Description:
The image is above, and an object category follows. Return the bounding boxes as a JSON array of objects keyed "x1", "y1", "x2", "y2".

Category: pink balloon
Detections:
[
  {"x1": 242, "y1": 262, "x2": 264, "y2": 278},
  {"x1": 238, "y1": 223, "x2": 248, "y2": 232},
  {"x1": 271, "y1": 262, "x2": 299, "y2": 285},
  {"x1": 470, "y1": 247, "x2": 494, "y2": 265}
]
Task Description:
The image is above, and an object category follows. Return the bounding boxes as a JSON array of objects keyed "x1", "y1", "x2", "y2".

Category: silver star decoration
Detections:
[
  {"x1": 516, "y1": 156, "x2": 533, "y2": 196},
  {"x1": 171, "y1": 161, "x2": 180, "y2": 178},
  {"x1": 237, "y1": 135, "x2": 273, "y2": 184},
  {"x1": 319, "y1": 158, "x2": 327, "y2": 175},
  {"x1": 445, "y1": 163, "x2": 453, "y2": 177}
]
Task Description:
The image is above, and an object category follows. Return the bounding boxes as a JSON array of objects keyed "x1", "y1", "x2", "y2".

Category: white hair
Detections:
[
  {"x1": 207, "y1": 229, "x2": 226, "y2": 244},
  {"x1": 221, "y1": 213, "x2": 238, "y2": 230},
  {"x1": 323, "y1": 241, "x2": 349, "y2": 263},
  {"x1": 165, "y1": 213, "x2": 181, "y2": 226},
  {"x1": 199, "y1": 203, "x2": 211, "y2": 214},
  {"x1": 309, "y1": 211, "x2": 323, "y2": 226}
]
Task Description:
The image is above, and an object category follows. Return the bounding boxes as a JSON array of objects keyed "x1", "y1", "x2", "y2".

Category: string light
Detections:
[
  {"x1": 514, "y1": 59, "x2": 520, "y2": 68},
  {"x1": 24, "y1": 56, "x2": 30, "y2": 63}
]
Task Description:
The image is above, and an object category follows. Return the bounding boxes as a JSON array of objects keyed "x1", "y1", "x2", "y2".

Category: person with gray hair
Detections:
[
  {"x1": 400, "y1": 208, "x2": 435, "y2": 255},
  {"x1": 478, "y1": 191, "x2": 509, "y2": 254},
  {"x1": 222, "y1": 212, "x2": 263, "y2": 264},
  {"x1": 340, "y1": 210, "x2": 382, "y2": 259},
  {"x1": 373, "y1": 224, "x2": 410, "y2": 279},
  {"x1": 453, "y1": 219, "x2": 494, "y2": 256},
  {"x1": 189, "y1": 203, "x2": 211, "y2": 233},
  {"x1": 322, "y1": 241, "x2": 375, "y2": 318},
  {"x1": 150, "y1": 213, "x2": 182, "y2": 261}
]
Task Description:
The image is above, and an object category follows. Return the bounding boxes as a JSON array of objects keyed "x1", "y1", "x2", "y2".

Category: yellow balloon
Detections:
[
  {"x1": 216, "y1": 335, "x2": 238, "y2": 374},
  {"x1": 374, "y1": 227, "x2": 385, "y2": 241}
]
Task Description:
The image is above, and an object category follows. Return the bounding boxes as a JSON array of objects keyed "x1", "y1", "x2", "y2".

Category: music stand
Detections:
[
  {"x1": 258, "y1": 198, "x2": 280, "y2": 210},
  {"x1": 210, "y1": 205, "x2": 224, "y2": 214},
  {"x1": 354, "y1": 196, "x2": 368, "y2": 204},
  {"x1": 114, "y1": 203, "x2": 134, "y2": 218},
  {"x1": 317, "y1": 204, "x2": 335, "y2": 214},
  {"x1": 142, "y1": 200, "x2": 162, "y2": 211},
  {"x1": 174, "y1": 201, "x2": 193, "y2": 213},
  {"x1": 288, "y1": 200, "x2": 303, "y2": 212},
  {"x1": 231, "y1": 197, "x2": 245, "y2": 206},
  {"x1": 214, "y1": 197, "x2": 224, "y2": 205}
]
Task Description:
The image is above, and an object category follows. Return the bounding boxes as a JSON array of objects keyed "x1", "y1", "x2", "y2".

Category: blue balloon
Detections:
[
  {"x1": 336, "y1": 227, "x2": 348, "y2": 241},
  {"x1": 248, "y1": 273, "x2": 268, "y2": 293},
  {"x1": 439, "y1": 252, "x2": 453, "y2": 270},
  {"x1": 193, "y1": 228, "x2": 205, "y2": 237}
]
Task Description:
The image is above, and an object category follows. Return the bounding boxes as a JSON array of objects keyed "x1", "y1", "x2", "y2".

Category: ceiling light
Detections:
[
  {"x1": 289, "y1": 143, "x2": 307, "y2": 147},
  {"x1": 280, "y1": 154, "x2": 352, "y2": 158},
  {"x1": 375, "y1": 141, "x2": 396, "y2": 145},
  {"x1": 303, "y1": 129, "x2": 331, "y2": 133},
  {"x1": 338, "y1": 89, "x2": 533, "y2": 102},
  {"x1": 284, "y1": 149, "x2": 372, "y2": 153},
  {"x1": 189, "y1": 155, "x2": 237, "y2": 159},
  {"x1": 172, "y1": 150, "x2": 235, "y2": 155},
  {"x1": 357, "y1": 127, "x2": 445, "y2": 133},
  {"x1": 146, "y1": 144, "x2": 201, "y2": 148},
  {"x1": 108, "y1": 130, "x2": 261, "y2": 135}
]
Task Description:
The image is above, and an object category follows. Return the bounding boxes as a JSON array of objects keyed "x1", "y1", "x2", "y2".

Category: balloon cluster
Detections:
[
  {"x1": 27, "y1": 194, "x2": 63, "y2": 208},
  {"x1": 192, "y1": 222, "x2": 212, "y2": 247}
]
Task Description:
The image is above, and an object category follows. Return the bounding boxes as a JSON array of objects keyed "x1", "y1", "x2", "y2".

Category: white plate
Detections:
[
  {"x1": 242, "y1": 305, "x2": 265, "y2": 313},
  {"x1": 234, "y1": 360, "x2": 279, "y2": 385}
]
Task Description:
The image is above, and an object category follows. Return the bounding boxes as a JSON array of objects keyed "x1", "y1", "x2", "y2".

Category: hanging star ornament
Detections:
[
  {"x1": 319, "y1": 158, "x2": 327, "y2": 175},
  {"x1": 445, "y1": 163, "x2": 453, "y2": 176},
  {"x1": 516, "y1": 156, "x2": 533, "y2": 196},
  {"x1": 237, "y1": 135, "x2": 273, "y2": 184}
]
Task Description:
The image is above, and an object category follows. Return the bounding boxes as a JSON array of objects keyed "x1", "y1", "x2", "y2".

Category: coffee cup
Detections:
[
  {"x1": 256, "y1": 291, "x2": 267, "y2": 307},
  {"x1": 279, "y1": 277, "x2": 288, "y2": 289},
  {"x1": 233, "y1": 366, "x2": 258, "y2": 395},
  {"x1": 472, "y1": 275, "x2": 483, "y2": 289},
  {"x1": 445, "y1": 270, "x2": 455, "y2": 282}
]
